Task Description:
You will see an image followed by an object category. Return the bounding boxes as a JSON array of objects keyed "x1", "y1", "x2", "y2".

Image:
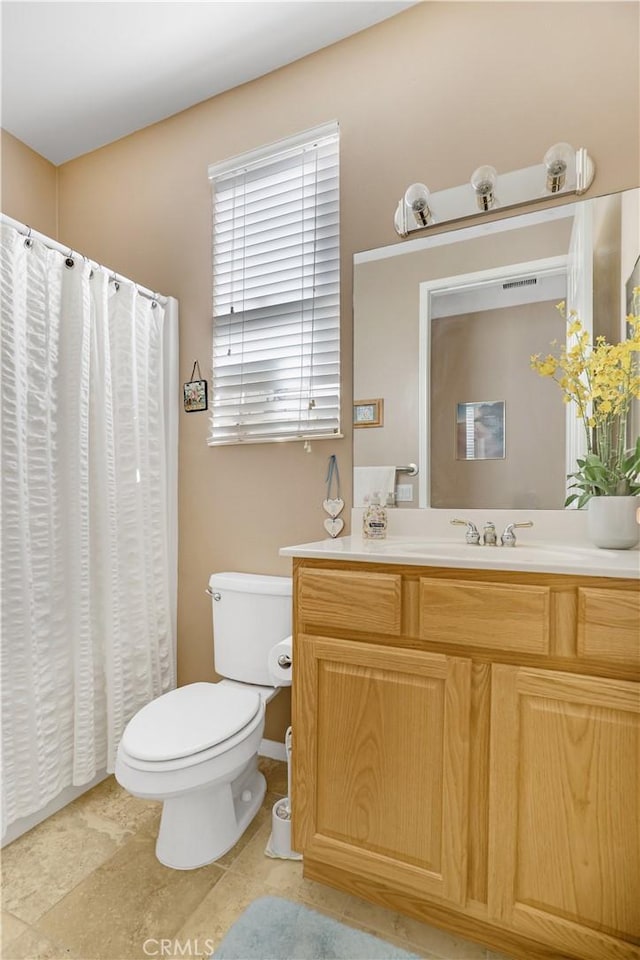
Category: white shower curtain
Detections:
[{"x1": 0, "y1": 222, "x2": 178, "y2": 835}]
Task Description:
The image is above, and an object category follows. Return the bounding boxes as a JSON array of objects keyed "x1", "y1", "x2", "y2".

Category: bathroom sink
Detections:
[
  {"x1": 373, "y1": 538, "x2": 595, "y2": 557},
  {"x1": 281, "y1": 535, "x2": 639, "y2": 578},
  {"x1": 367, "y1": 538, "x2": 624, "y2": 568},
  {"x1": 374, "y1": 538, "x2": 483, "y2": 554},
  {"x1": 504, "y1": 542, "x2": 595, "y2": 557},
  {"x1": 403, "y1": 541, "x2": 593, "y2": 557}
]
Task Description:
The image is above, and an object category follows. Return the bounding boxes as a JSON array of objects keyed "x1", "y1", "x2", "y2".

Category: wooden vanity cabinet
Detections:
[
  {"x1": 291, "y1": 559, "x2": 640, "y2": 960},
  {"x1": 294, "y1": 634, "x2": 471, "y2": 905},
  {"x1": 489, "y1": 665, "x2": 639, "y2": 957}
]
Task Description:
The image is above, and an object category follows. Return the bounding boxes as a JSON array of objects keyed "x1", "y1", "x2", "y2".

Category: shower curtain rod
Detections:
[{"x1": 1, "y1": 213, "x2": 168, "y2": 306}]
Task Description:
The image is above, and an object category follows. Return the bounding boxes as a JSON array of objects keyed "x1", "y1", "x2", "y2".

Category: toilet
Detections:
[{"x1": 115, "y1": 572, "x2": 292, "y2": 870}]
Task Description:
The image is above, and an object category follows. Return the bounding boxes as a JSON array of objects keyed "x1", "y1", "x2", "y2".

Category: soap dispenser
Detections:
[{"x1": 363, "y1": 491, "x2": 388, "y2": 540}]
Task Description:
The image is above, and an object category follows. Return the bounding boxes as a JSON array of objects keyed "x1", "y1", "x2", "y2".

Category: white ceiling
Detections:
[{"x1": 1, "y1": 0, "x2": 415, "y2": 165}]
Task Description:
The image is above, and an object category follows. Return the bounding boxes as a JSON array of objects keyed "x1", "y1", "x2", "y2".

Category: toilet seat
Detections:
[
  {"x1": 121, "y1": 682, "x2": 262, "y2": 766},
  {"x1": 117, "y1": 704, "x2": 265, "y2": 774}
]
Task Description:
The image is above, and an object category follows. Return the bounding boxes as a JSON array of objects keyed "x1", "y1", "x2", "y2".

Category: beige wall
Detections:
[
  {"x1": 1, "y1": 130, "x2": 58, "y2": 237},
  {"x1": 3, "y1": 3, "x2": 639, "y2": 738},
  {"x1": 430, "y1": 301, "x2": 566, "y2": 510}
]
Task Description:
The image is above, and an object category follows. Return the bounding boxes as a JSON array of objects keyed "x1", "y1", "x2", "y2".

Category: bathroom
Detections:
[{"x1": 1, "y1": 2, "x2": 639, "y2": 959}]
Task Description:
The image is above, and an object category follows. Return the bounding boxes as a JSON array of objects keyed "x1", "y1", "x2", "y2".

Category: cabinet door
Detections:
[
  {"x1": 489, "y1": 665, "x2": 640, "y2": 960},
  {"x1": 293, "y1": 634, "x2": 471, "y2": 905}
]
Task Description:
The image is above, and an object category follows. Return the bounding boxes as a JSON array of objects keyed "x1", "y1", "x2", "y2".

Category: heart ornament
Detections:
[
  {"x1": 322, "y1": 497, "x2": 345, "y2": 519},
  {"x1": 323, "y1": 517, "x2": 345, "y2": 538}
]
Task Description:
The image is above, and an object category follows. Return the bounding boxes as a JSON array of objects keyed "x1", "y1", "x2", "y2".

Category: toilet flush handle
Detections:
[{"x1": 205, "y1": 586, "x2": 221, "y2": 600}]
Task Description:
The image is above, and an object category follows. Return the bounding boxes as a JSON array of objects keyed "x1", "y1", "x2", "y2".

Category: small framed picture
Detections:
[
  {"x1": 456, "y1": 400, "x2": 505, "y2": 460},
  {"x1": 183, "y1": 361, "x2": 208, "y2": 413},
  {"x1": 184, "y1": 379, "x2": 208, "y2": 412},
  {"x1": 353, "y1": 398, "x2": 384, "y2": 428}
]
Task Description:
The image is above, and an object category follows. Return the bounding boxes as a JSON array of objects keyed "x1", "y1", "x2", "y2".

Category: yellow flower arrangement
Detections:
[{"x1": 531, "y1": 290, "x2": 640, "y2": 507}]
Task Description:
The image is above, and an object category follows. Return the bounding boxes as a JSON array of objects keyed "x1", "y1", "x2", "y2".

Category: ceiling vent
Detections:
[{"x1": 503, "y1": 277, "x2": 537, "y2": 290}]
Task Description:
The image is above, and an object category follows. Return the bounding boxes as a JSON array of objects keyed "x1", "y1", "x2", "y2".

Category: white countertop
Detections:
[{"x1": 280, "y1": 534, "x2": 640, "y2": 579}]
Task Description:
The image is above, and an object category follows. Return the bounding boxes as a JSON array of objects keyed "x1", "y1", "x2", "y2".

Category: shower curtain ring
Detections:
[
  {"x1": 65, "y1": 249, "x2": 75, "y2": 269},
  {"x1": 24, "y1": 226, "x2": 33, "y2": 248}
]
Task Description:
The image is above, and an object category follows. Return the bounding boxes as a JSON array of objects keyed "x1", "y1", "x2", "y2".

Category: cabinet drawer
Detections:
[
  {"x1": 578, "y1": 587, "x2": 640, "y2": 669},
  {"x1": 297, "y1": 568, "x2": 402, "y2": 635},
  {"x1": 419, "y1": 577, "x2": 550, "y2": 654}
]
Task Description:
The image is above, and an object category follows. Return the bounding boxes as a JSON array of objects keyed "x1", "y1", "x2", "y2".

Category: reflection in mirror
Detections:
[
  {"x1": 425, "y1": 256, "x2": 569, "y2": 509},
  {"x1": 353, "y1": 188, "x2": 640, "y2": 511}
]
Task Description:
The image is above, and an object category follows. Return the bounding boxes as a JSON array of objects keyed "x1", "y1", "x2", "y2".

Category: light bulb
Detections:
[
  {"x1": 404, "y1": 183, "x2": 431, "y2": 226},
  {"x1": 470, "y1": 165, "x2": 497, "y2": 211},
  {"x1": 543, "y1": 142, "x2": 575, "y2": 193}
]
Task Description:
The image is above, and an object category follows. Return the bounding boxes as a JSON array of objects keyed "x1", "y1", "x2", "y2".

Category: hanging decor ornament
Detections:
[
  {"x1": 323, "y1": 454, "x2": 344, "y2": 538},
  {"x1": 183, "y1": 360, "x2": 208, "y2": 413}
]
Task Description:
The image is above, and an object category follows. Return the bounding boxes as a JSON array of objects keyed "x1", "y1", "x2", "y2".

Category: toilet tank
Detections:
[{"x1": 209, "y1": 572, "x2": 292, "y2": 686}]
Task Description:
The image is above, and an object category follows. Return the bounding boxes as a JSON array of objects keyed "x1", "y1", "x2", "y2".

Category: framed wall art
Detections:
[
  {"x1": 456, "y1": 400, "x2": 505, "y2": 460},
  {"x1": 183, "y1": 361, "x2": 208, "y2": 413},
  {"x1": 353, "y1": 398, "x2": 384, "y2": 428}
]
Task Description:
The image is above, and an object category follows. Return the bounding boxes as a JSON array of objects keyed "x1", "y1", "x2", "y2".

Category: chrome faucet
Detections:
[
  {"x1": 500, "y1": 520, "x2": 534, "y2": 546},
  {"x1": 451, "y1": 518, "x2": 534, "y2": 546},
  {"x1": 450, "y1": 518, "x2": 480, "y2": 544},
  {"x1": 483, "y1": 521, "x2": 497, "y2": 546}
]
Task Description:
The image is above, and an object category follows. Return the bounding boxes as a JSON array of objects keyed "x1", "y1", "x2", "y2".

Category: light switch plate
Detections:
[{"x1": 395, "y1": 484, "x2": 414, "y2": 502}]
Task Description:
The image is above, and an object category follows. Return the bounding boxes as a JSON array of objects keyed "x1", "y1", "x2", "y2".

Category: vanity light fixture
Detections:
[
  {"x1": 394, "y1": 143, "x2": 595, "y2": 238},
  {"x1": 404, "y1": 183, "x2": 432, "y2": 227},
  {"x1": 470, "y1": 165, "x2": 498, "y2": 211},
  {"x1": 543, "y1": 142, "x2": 575, "y2": 193}
]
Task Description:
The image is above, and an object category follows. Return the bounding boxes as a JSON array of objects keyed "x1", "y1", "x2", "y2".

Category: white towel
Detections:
[{"x1": 353, "y1": 466, "x2": 396, "y2": 508}]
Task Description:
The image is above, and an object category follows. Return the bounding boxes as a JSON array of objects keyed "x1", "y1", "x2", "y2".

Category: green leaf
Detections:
[{"x1": 621, "y1": 444, "x2": 640, "y2": 477}]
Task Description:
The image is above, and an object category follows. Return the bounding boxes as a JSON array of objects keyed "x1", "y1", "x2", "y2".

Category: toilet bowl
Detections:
[
  {"x1": 115, "y1": 571, "x2": 293, "y2": 870},
  {"x1": 115, "y1": 680, "x2": 277, "y2": 869}
]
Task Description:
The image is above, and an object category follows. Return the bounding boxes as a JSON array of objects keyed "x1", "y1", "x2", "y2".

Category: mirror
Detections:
[{"x1": 353, "y1": 188, "x2": 640, "y2": 510}]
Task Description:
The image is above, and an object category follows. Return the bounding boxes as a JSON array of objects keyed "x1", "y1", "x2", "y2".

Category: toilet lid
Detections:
[{"x1": 121, "y1": 682, "x2": 262, "y2": 762}]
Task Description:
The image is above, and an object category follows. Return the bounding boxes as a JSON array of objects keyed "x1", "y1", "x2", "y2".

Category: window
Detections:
[{"x1": 208, "y1": 122, "x2": 341, "y2": 445}]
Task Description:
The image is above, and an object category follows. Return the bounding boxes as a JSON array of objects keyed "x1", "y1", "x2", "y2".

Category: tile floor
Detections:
[{"x1": 1, "y1": 759, "x2": 513, "y2": 960}]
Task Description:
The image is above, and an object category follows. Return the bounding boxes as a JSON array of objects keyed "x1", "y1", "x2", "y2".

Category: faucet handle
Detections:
[
  {"x1": 450, "y1": 518, "x2": 480, "y2": 544},
  {"x1": 500, "y1": 520, "x2": 534, "y2": 546}
]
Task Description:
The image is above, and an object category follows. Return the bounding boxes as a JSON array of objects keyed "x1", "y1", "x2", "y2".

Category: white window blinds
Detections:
[{"x1": 208, "y1": 122, "x2": 340, "y2": 445}]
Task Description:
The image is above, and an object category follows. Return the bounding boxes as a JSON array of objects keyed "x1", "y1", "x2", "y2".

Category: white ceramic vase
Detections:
[{"x1": 587, "y1": 496, "x2": 640, "y2": 549}]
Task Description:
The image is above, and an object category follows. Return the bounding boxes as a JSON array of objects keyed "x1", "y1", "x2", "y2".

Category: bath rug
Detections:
[{"x1": 211, "y1": 895, "x2": 421, "y2": 959}]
